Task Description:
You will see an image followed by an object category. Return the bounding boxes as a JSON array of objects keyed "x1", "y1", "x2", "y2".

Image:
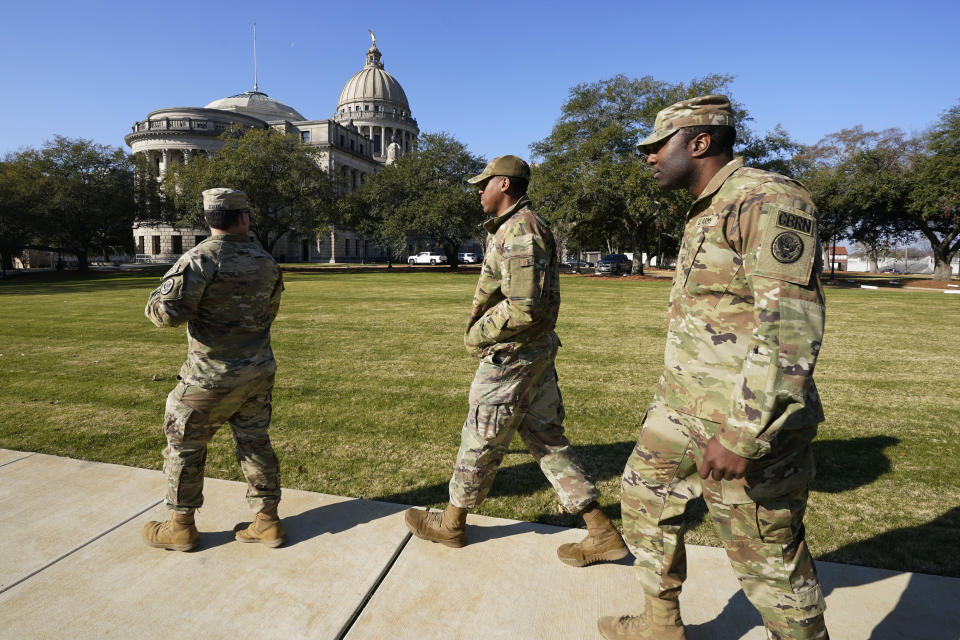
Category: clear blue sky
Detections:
[{"x1": 1, "y1": 0, "x2": 957, "y2": 162}]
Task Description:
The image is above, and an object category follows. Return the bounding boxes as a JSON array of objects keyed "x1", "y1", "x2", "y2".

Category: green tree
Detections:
[
  {"x1": 0, "y1": 150, "x2": 45, "y2": 274},
  {"x1": 799, "y1": 127, "x2": 917, "y2": 276},
  {"x1": 32, "y1": 136, "x2": 134, "y2": 271},
  {"x1": 908, "y1": 104, "x2": 960, "y2": 280},
  {"x1": 529, "y1": 74, "x2": 801, "y2": 274},
  {"x1": 348, "y1": 132, "x2": 485, "y2": 268},
  {"x1": 165, "y1": 126, "x2": 337, "y2": 253}
]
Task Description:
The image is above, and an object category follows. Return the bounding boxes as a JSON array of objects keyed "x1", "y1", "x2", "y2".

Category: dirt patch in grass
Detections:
[{"x1": 900, "y1": 278, "x2": 960, "y2": 290}]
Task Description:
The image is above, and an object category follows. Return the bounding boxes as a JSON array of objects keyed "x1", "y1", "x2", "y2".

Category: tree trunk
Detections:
[
  {"x1": 443, "y1": 242, "x2": 459, "y2": 269},
  {"x1": 630, "y1": 234, "x2": 644, "y2": 276},
  {"x1": 829, "y1": 236, "x2": 836, "y2": 280},
  {"x1": 933, "y1": 249, "x2": 956, "y2": 281},
  {"x1": 868, "y1": 256, "x2": 879, "y2": 273},
  {"x1": 76, "y1": 248, "x2": 89, "y2": 272},
  {"x1": 911, "y1": 213, "x2": 959, "y2": 282}
]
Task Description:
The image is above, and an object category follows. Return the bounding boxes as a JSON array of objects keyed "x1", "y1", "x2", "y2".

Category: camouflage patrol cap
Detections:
[
  {"x1": 202, "y1": 188, "x2": 248, "y2": 213},
  {"x1": 637, "y1": 95, "x2": 735, "y2": 153},
  {"x1": 466, "y1": 155, "x2": 531, "y2": 184}
]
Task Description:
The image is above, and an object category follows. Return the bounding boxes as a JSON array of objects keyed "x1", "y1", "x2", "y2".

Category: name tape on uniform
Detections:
[{"x1": 696, "y1": 215, "x2": 718, "y2": 228}]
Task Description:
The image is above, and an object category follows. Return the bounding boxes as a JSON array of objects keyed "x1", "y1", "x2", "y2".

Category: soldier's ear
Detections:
[{"x1": 690, "y1": 132, "x2": 712, "y2": 158}]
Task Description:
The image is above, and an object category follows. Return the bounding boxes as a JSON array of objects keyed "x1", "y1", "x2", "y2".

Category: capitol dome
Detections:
[
  {"x1": 205, "y1": 90, "x2": 305, "y2": 122},
  {"x1": 336, "y1": 45, "x2": 410, "y2": 115}
]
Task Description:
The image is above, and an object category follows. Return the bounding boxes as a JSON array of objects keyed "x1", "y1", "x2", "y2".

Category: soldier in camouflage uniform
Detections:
[
  {"x1": 142, "y1": 188, "x2": 287, "y2": 551},
  {"x1": 598, "y1": 97, "x2": 829, "y2": 640},
  {"x1": 405, "y1": 156, "x2": 628, "y2": 567}
]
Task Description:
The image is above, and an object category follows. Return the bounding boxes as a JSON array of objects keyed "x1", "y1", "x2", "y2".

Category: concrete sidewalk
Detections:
[{"x1": 1, "y1": 450, "x2": 957, "y2": 639}]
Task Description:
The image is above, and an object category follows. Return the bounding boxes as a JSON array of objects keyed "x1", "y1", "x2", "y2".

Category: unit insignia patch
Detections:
[{"x1": 771, "y1": 231, "x2": 804, "y2": 264}]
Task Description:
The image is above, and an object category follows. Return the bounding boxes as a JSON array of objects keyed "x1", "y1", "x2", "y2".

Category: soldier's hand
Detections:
[{"x1": 698, "y1": 436, "x2": 751, "y2": 481}]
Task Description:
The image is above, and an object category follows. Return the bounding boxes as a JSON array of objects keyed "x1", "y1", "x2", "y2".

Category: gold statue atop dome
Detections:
[{"x1": 368, "y1": 30, "x2": 376, "y2": 47}]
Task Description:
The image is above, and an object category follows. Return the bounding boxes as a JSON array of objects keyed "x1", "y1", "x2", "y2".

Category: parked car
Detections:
[
  {"x1": 408, "y1": 251, "x2": 447, "y2": 265},
  {"x1": 881, "y1": 267, "x2": 903, "y2": 274},
  {"x1": 561, "y1": 258, "x2": 593, "y2": 271},
  {"x1": 595, "y1": 253, "x2": 632, "y2": 275},
  {"x1": 458, "y1": 252, "x2": 481, "y2": 264}
]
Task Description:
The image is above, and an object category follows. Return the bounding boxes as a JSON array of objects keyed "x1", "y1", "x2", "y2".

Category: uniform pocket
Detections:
[
  {"x1": 468, "y1": 404, "x2": 513, "y2": 440},
  {"x1": 728, "y1": 491, "x2": 805, "y2": 543},
  {"x1": 685, "y1": 231, "x2": 739, "y2": 302},
  {"x1": 505, "y1": 256, "x2": 538, "y2": 299},
  {"x1": 778, "y1": 581, "x2": 826, "y2": 619},
  {"x1": 678, "y1": 232, "x2": 706, "y2": 291},
  {"x1": 163, "y1": 384, "x2": 224, "y2": 445}
]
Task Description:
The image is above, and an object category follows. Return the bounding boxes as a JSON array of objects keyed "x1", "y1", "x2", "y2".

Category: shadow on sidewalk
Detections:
[
  {"x1": 371, "y1": 440, "x2": 637, "y2": 528},
  {"x1": 281, "y1": 499, "x2": 408, "y2": 547},
  {"x1": 677, "y1": 435, "x2": 948, "y2": 639},
  {"x1": 686, "y1": 507, "x2": 960, "y2": 639}
]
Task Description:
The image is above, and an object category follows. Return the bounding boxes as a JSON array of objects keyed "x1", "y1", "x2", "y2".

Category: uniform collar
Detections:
[
  {"x1": 688, "y1": 157, "x2": 744, "y2": 216},
  {"x1": 214, "y1": 233, "x2": 253, "y2": 243},
  {"x1": 483, "y1": 196, "x2": 531, "y2": 234}
]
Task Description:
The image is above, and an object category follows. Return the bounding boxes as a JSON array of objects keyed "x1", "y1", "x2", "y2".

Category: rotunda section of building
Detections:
[
  {"x1": 332, "y1": 41, "x2": 419, "y2": 162},
  {"x1": 125, "y1": 107, "x2": 267, "y2": 176},
  {"x1": 125, "y1": 107, "x2": 269, "y2": 263}
]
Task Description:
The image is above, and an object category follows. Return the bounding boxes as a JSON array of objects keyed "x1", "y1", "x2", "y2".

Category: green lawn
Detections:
[{"x1": 1, "y1": 269, "x2": 957, "y2": 576}]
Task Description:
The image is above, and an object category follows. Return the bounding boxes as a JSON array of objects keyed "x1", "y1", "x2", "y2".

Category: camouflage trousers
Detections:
[
  {"x1": 161, "y1": 375, "x2": 281, "y2": 514},
  {"x1": 449, "y1": 346, "x2": 599, "y2": 513},
  {"x1": 621, "y1": 401, "x2": 828, "y2": 640}
]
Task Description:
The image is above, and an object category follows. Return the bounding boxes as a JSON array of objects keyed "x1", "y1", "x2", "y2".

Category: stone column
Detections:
[
  {"x1": 161, "y1": 149, "x2": 169, "y2": 174},
  {"x1": 329, "y1": 228, "x2": 337, "y2": 264}
]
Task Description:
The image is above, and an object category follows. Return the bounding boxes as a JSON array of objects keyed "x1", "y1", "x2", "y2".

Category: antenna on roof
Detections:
[{"x1": 253, "y1": 22, "x2": 259, "y2": 92}]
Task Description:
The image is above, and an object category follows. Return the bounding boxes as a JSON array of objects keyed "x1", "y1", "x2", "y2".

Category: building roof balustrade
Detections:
[{"x1": 331, "y1": 109, "x2": 418, "y2": 128}]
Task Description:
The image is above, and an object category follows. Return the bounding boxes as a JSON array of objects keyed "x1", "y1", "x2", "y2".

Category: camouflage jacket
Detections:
[
  {"x1": 464, "y1": 197, "x2": 561, "y2": 357},
  {"x1": 145, "y1": 234, "x2": 283, "y2": 388},
  {"x1": 656, "y1": 157, "x2": 826, "y2": 459}
]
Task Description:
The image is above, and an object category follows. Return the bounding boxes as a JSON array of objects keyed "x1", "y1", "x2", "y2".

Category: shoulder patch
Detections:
[
  {"x1": 156, "y1": 268, "x2": 187, "y2": 300},
  {"x1": 753, "y1": 204, "x2": 818, "y2": 285}
]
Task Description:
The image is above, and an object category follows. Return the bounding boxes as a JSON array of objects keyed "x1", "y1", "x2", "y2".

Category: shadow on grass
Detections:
[
  {"x1": 811, "y1": 435, "x2": 900, "y2": 493},
  {"x1": 363, "y1": 435, "x2": 903, "y2": 532},
  {"x1": 0, "y1": 268, "x2": 166, "y2": 296}
]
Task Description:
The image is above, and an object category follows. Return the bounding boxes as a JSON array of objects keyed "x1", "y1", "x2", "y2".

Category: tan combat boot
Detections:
[
  {"x1": 235, "y1": 505, "x2": 286, "y2": 548},
  {"x1": 404, "y1": 504, "x2": 467, "y2": 548},
  {"x1": 142, "y1": 510, "x2": 198, "y2": 551},
  {"x1": 598, "y1": 596, "x2": 687, "y2": 640},
  {"x1": 557, "y1": 502, "x2": 629, "y2": 567}
]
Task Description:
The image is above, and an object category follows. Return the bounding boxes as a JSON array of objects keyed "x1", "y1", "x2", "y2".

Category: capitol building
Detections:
[{"x1": 125, "y1": 35, "x2": 418, "y2": 263}]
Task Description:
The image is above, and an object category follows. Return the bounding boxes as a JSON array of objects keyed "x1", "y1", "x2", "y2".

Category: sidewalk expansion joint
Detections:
[
  {"x1": 0, "y1": 453, "x2": 36, "y2": 469},
  {"x1": 334, "y1": 530, "x2": 413, "y2": 640},
  {"x1": 0, "y1": 499, "x2": 163, "y2": 596}
]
